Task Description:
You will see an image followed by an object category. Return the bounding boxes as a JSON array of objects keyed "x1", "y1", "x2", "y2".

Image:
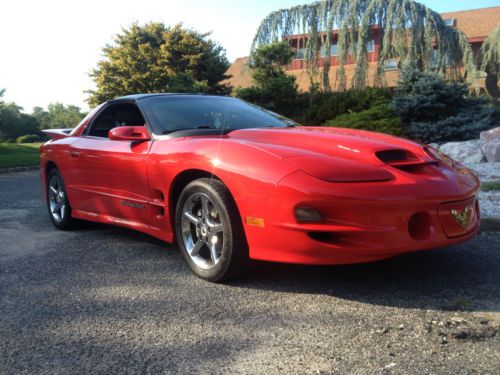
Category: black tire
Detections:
[
  {"x1": 46, "y1": 168, "x2": 76, "y2": 230},
  {"x1": 175, "y1": 178, "x2": 248, "y2": 282}
]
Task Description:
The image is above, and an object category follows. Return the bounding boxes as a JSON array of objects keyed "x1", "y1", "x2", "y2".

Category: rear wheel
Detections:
[
  {"x1": 175, "y1": 178, "x2": 248, "y2": 282},
  {"x1": 46, "y1": 169, "x2": 75, "y2": 230}
]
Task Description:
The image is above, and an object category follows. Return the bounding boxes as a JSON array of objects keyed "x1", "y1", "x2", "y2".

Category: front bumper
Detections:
[{"x1": 241, "y1": 168, "x2": 480, "y2": 265}]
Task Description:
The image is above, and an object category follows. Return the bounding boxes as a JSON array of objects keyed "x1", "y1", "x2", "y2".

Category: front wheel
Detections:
[{"x1": 175, "y1": 178, "x2": 248, "y2": 282}]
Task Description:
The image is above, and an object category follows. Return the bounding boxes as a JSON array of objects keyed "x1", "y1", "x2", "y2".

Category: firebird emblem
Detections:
[{"x1": 450, "y1": 207, "x2": 472, "y2": 228}]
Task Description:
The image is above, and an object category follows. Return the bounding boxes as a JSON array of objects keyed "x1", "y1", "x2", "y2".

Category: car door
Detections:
[{"x1": 67, "y1": 101, "x2": 153, "y2": 226}]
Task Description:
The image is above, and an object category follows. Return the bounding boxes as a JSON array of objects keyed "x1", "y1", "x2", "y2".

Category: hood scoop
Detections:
[{"x1": 376, "y1": 149, "x2": 438, "y2": 172}]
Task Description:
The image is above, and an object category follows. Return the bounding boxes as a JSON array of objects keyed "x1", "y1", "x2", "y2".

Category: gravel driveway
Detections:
[{"x1": 0, "y1": 171, "x2": 499, "y2": 374}]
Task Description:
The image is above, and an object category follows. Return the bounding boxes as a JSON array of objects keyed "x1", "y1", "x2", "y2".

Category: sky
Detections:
[{"x1": 1, "y1": 0, "x2": 499, "y2": 112}]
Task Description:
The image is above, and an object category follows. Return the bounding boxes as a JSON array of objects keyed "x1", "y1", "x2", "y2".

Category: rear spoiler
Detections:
[{"x1": 42, "y1": 128, "x2": 73, "y2": 141}]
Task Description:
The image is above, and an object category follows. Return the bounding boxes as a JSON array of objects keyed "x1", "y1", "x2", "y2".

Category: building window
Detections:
[
  {"x1": 321, "y1": 44, "x2": 338, "y2": 56},
  {"x1": 383, "y1": 59, "x2": 398, "y2": 71},
  {"x1": 296, "y1": 48, "x2": 306, "y2": 59},
  {"x1": 367, "y1": 39, "x2": 375, "y2": 52},
  {"x1": 430, "y1": 49, "x2": 451, "y2": 68},
  {"x1": 348, "y1": 38, "x2": 375, "y2": 54},
  {"x1": 444, "y1": 18, "x2": 456, "y2": 27}
]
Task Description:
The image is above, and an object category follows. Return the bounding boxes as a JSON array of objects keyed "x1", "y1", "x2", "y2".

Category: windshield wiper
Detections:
[
  {"x1": 258, "y1": 124, "x2": 296, "y2": 128},
  {"x1": 161, "y1": 126, "x2": 213, "y2": 134}
]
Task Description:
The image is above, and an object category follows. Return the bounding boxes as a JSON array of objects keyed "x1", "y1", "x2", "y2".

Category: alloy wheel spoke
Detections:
[
  {"x1": 208, "y1": 223, "x2": 223, "y2": 234},
  {"x1": 201, "y1": 196, "x2": 210, "y2": 219},
  {"x1": 190, "y1": 239, "x2": 204, "y2": 256},
  {"x1": 209, "y1": 243, "x2": 219, "y2": 264},
  {"x1": 50, "y1": 186, "x2": 58, "y2": 195},
  {"x1": 184, "y1": 211, "x2": 200, "y2": 226}
]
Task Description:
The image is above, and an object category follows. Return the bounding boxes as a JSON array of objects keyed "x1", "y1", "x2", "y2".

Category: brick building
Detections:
[{"x1": 226, "y1": 6, "x2": 500, "y2": 92}]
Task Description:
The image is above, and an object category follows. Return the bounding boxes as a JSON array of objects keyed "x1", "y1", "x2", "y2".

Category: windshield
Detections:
[{"x1": 139, "y1": 95, "x2": 299, "y2": 134}]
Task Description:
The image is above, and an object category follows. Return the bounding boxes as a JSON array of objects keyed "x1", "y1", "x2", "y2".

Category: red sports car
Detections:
[{"x1": 41, "y1": 94, "x2": 480, "y2": 281}]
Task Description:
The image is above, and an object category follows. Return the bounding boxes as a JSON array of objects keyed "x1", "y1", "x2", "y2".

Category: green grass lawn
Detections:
[{"x1": 0, "y1": 143, "x2": 41, "y2": 169}]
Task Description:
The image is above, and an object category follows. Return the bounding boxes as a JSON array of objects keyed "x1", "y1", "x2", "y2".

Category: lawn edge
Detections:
[{"x1": 0, "y1": 165, "x2": 40, "y2": 174}]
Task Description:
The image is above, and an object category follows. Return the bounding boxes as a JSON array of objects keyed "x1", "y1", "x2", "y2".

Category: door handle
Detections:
[{"x1": 70, "y1": 150, "x2": 80, "y2": 158}]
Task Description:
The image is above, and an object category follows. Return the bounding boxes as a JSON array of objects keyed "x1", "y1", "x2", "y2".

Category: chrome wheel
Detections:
[
  {"x1": 180, "y1": 192, "x2": 224, "y2": 270},
  {"x1": 48, "y1": 174, "x2": 66, "y2": 223}
]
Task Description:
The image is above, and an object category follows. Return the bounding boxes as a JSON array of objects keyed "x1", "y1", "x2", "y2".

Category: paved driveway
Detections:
[{"x1": 0, "y1": 171, "x2": 499, "y2": 374}]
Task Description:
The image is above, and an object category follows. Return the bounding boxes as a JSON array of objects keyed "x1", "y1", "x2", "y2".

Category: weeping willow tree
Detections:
[
  {"x1": 251, "y1": 0, "x2": 478, "y2": 91},
  {"x1": 481, "y1": 23, "x2": 500, "y2": 99}
]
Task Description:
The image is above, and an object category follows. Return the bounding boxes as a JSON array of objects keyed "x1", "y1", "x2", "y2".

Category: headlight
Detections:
[{"x1": 424, "y1": 146, "x2": 457, "y2": 168}]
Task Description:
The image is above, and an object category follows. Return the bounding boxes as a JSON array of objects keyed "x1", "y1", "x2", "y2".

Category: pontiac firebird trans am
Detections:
[{"x1": 40, "y1": 94, "x2": 480, "y2": 281}]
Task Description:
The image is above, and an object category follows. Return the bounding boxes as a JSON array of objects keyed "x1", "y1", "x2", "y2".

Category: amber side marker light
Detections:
[{"x1": 245, "y1": 217, "x2": 265, "y2": 227}]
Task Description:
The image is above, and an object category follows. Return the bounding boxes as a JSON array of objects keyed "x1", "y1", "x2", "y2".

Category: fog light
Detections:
[
  {"x1": 408, "y1": 212, "x2": 431, "y2": 241},
  {"x1": 295, "y1": 207, "x2": 322, "y2": 223}
]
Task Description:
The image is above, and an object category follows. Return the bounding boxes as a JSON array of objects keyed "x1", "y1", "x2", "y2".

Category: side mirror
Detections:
[{"x1": 109, "y1": 126, "x2": 151, "y2": 142}]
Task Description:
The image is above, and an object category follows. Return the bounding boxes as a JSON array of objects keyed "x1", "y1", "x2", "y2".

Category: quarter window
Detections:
[{"x1": 87, "y1": 103, "x2": 145, "y2": 138}]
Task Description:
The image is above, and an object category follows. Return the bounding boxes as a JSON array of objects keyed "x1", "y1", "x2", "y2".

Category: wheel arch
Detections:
[
  {"x1": 42, "y1": 160, "x2": 59, "y2": 194},
  {"x1": 168, "y1": 169, "x2": 241, "y2": 235},
  {"x1": 44, "y1": 160, "x2": 58, "y2": 177}
]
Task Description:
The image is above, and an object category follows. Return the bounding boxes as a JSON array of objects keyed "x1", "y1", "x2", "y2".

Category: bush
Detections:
[
  {"x1": 296, "y1": 88, "x2": 393, "y2": 125},
  {"x1": 236, "y1": 74, "x2": 298, "y2": 116},
  {"x1": 325, "y1": 101, "x2": 403, "y2": 136},
  {"x1": 16, "y1": 134, "x2": 41, "y2": 143},
  {"x1": 235, "y1": 42, "x2": 299, "y2": 117},
  {"x1": 405, "y1": 98, "x2": 497, "y2": 143},
  {"x1": 393, "y1": 67, "x2": 498, "y2": 143},
  {"x1": 234, "y1": 41, "x2": 396, "y2": 126}
]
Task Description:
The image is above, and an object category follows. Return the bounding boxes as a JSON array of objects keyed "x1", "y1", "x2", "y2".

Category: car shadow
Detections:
[
  {"x1": 229, "y1": 233, "x2": 500, "y2": 313},
  {"x1": 65, "y1": 220, "x2": 500, "y2": 313}
]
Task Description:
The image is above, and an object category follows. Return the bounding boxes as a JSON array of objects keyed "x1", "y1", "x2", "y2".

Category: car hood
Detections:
[{"x1": 227, "y1": 127, "x2": 433, "y2": 182}]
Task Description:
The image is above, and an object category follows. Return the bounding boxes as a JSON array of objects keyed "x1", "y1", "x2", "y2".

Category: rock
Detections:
[
  {"x1": 440, "y1": 140, "x2": 486, "y2": 164},
  {"x1": 428, "y1": 143, "x2": 440, "y2": 150},
  {"x1": 480, "y1": 127, "x2": 500, "y2": 162},
  {"x1": 465, "y1": 162, "x2": 500, "y2": 182},
  {"x1": 384, "y1": 363, "x2": 397, "y2": 370}
]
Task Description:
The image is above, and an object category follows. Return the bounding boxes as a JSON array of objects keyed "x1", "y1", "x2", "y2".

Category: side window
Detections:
[{"x1": 87, "y1": 103, "x2": 145, "y2": 138}]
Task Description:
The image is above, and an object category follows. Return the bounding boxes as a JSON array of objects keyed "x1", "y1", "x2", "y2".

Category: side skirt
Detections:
[{"x1": 72, "y1": 209, "x2": 174, "y2": 243}]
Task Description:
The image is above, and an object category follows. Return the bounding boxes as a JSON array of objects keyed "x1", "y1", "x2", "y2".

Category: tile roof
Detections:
[{"x1": 441, "y1": 6, "x2": 500, "y2": 40}]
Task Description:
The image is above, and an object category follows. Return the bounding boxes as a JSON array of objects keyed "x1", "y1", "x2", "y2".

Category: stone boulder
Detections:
[
  {"x1": 427, "y1": 143, "x2": 440, "y2": 150},
  {"x1": 439, "y1": 140, "x2": 486, "y2": 164},
  {"x1": 480, "y1": 127, "x2": 500, "y2": 162}
]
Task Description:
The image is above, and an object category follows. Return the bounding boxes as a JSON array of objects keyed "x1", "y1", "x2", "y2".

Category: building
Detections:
[{"x1": 226, "y1": 6, "x2": 500, "y2": 92}]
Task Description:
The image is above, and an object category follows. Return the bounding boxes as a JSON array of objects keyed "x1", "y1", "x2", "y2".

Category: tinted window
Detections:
[
  {"x1": 139, "y1": 96, "x2": 298, "y2": 134},
  {"x1": 88, "y1": 103, "x2": 145, "y2": 138}
]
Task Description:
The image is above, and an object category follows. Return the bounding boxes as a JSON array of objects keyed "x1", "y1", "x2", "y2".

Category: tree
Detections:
[
  {"x1": 87, "y1": 23, "x2": 231, "y2": 106},
  {"x1": 0, "y1": 90, "x2": 40, "y2": 142},
  {"x1": 481, "y1": 23, "x2": 500, "y2": 99},
  {"x1": 249, "y1": 41, "x2": 295, "y2": 85},
  {"x1": 392, "y1": 67, "x2": 497, "y2": 143},
  {"x1": 252, "y1": 0, "x2": 477, "y2": 91},
  {"x1": 236, "y1": 42, "x2": 298, "y2": 116},
  {"x1": 32, "y1": 103, "x2": 86, "y2": 129}
]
